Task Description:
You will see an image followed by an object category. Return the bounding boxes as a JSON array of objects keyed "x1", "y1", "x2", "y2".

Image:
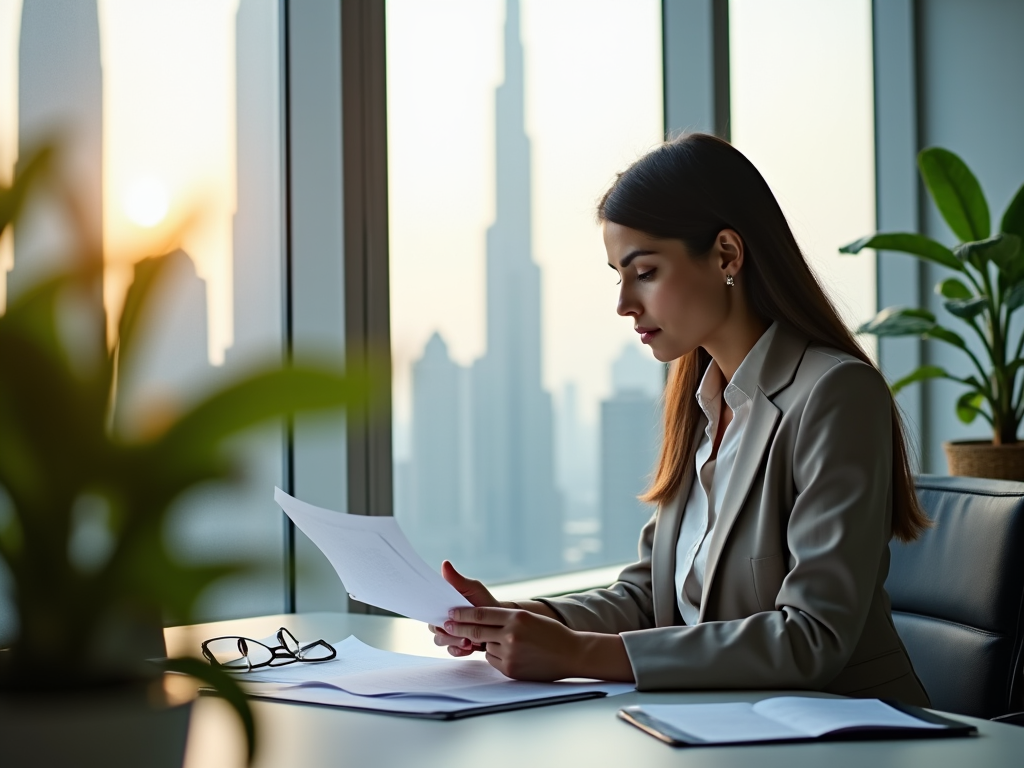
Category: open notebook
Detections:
[{"x1": 619, "y1": 697, "x2": 976, "y2": 746}]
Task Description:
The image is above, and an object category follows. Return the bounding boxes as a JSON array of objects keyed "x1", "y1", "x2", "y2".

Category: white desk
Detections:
[{"x1": 166, "y1": 612, "x2": 1024, "y2": 768}]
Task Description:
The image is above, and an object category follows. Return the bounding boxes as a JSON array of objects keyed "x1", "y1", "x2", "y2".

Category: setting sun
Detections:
[{"x1": 122, "y1": 176, "x2": 170, "y2": 227}]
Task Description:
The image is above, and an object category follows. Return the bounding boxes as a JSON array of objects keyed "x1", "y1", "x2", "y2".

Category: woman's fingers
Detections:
[
  {"x1": 447, "y1": 606, "x2": 516, "y2": 625},
  {"x1": 443, "y1": 619, "x2": 510, "y2": 645},
  {"x1": 441, "y1": 561, "x2": 499, "y2": 608}
]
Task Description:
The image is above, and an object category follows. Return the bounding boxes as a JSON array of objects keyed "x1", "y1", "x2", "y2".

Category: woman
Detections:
[{"x1": 430, "y1": 133, "x2": 931, "y2": 705}]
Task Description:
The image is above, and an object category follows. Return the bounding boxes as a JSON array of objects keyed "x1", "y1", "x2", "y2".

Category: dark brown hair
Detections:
[{"x1": 597, "y1": 133, "x2": 927, "y2": 542}]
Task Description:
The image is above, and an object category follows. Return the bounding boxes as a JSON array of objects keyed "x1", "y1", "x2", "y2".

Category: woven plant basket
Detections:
[{"x1": 943, "y1": 440, "x2": 1024, "y2": 481}]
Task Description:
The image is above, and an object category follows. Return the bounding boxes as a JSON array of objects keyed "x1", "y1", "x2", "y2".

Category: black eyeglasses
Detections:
[{"x1": 201, "y1": 627, "x2": 337, "y2": 672}]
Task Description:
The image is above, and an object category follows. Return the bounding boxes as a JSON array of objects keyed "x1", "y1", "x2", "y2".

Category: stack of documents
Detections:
[
  {"x1": 236, "y1": 636, "x2": 633, "y2": 719},
  {"x1": 618, "y1": 697, "x2": 976, "y2": 746}
]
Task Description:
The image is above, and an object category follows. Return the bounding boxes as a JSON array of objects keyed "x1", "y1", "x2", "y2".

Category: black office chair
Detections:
[{"x1": 885, "y1": 475, "x2": 1024, "y2": 720}]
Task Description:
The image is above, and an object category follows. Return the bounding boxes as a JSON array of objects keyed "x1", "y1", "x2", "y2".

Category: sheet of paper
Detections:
[
  {"x1": 232, "y1": 636, "x2": 633, "y2": 707},
  {"x1": 639, "y1": 703, "x2": 806, "y2": 743},
  {"x1": 233, "y1": 636, "x2": 451, "y2": 685},
  {"x1": 274, "y1": 488, "x2": 472, "y2": 625},
  {"x1": 753, "y1": 697, "x2": 944, "y2": 737}
]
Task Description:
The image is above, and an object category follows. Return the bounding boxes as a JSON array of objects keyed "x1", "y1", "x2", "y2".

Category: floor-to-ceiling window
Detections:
[
  {"x1": 0, "y1": 0, "x2": 285, "y2": 629},
  {"x1": 729, "y1": 0, "x2": 877, "y2": 357},
  {"x1": 386, "y1": 0, "x2": 665, "y2": 582}
]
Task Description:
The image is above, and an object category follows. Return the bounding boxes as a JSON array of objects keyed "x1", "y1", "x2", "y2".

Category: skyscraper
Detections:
[
  {"x1": 9, "y1": 0, "x2": 103, "y2": 303},
  {"x1": 468, "y1": 0, "x2": 561, "y2": 576},
  {"x1": 409, "y1": 332, "x2": 465, "y2": 570},
  {"x1": 599, "y1": 344, "x2": 663, "y2": 563},
  {"x1": 113, "y1": 249, "x2": 214, "y2": 435}
]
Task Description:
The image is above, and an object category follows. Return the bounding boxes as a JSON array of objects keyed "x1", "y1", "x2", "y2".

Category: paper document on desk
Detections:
[
  {"x1": 237, "y1": 636, "x2": 633, "y2": 717},
  {"x1": 274, "y1": 488, "x2": 472, "y2": 625}
]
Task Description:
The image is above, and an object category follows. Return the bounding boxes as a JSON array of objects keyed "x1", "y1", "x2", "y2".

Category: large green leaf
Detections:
[
  {"x1": 1006, "y1": 281, "x2": 1024, "y2": 312},
  {"x1": 924, "y1": 325, "x2": 967, "y2": 349},
  {"x1": 936, "y1": 277, "x2": 973, "y2": 300},
  {"x1": 839, "y1": 232, "x2": 961, "y2": 271},
  {"x1": 1001, "y1": 181, "x2": 1024, "y2": 239},
  {"x1": 943, "y1": 296, "x2": 988, "y2": 320},
  {"x1": 858, "y1": 306, "x2": 935, "y2": 337},
  {"x1": 918, "y1": 147, "x2": 990, "y2": 242},
  {"x1": 956, "y1": 390, "x2": 987, "y2": 424},
  {"x1": 890, "y1": 365, "x2": 948, "y2": 395},
  {"x1": 156, "y1": 366, "x2": 374, "y2": 464},
  {"x1": 163, "y1": 657, "x2": 256, "y2": 764},
  {"x1": 955, "y1": 233, "x2": 1022, "y2": 277}
]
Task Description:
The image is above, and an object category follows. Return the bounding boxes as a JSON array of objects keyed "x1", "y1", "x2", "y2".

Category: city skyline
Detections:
[{"x1": 396, "y1": 1, "x2": 664, "y2": 579}]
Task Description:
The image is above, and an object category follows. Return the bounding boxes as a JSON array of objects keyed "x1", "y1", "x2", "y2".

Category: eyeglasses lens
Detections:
[{"x1": 205, "y1": 637, "x2": 273, "y2": 670}]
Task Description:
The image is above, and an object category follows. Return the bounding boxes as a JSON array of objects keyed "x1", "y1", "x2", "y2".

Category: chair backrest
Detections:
[{"x1": 885, "y1": 475, "x2": 1024, "y2": 718}]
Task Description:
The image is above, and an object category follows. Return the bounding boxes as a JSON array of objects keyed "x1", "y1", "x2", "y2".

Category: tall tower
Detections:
[
  {"x1": 9, "y1": 0, "x2": 103, "y2": 301},
  {"x1": 470, "y1": 0, "x2": 562, "y2": 576}
]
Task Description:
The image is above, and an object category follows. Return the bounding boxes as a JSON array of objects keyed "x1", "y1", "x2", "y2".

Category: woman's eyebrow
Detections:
[{"x1": 617, "y1": 249, "x2": 655, "y2": 268}]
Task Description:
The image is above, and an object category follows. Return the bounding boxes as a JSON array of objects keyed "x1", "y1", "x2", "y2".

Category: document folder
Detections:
[{"x1": 618, "y1": 697, "x2": 977, "y2": 746}]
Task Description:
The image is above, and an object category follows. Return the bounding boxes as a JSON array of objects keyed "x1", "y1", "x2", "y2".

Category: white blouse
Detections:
[{"x1": 674, "y1": 322, "x2": 778, "y2": 625}]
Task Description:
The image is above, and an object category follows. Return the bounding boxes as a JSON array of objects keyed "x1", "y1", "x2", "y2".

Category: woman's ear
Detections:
[{"x1": 715, "y1": 229, "x2": 745, "y2": 283}]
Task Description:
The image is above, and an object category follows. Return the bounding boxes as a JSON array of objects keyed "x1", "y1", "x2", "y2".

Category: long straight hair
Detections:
[{"x1": 598, "y1": 134, "x2": 928, "y2": 542}]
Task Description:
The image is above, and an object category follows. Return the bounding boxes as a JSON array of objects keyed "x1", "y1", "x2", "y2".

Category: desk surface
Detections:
[{"x1": 167, "y1": 612, "x2": 1024, "y2": 768}]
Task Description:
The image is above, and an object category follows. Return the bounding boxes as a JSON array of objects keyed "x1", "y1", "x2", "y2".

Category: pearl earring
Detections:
[{"x1": 725, "y1": 274, "x2": 735, "y2": 287}]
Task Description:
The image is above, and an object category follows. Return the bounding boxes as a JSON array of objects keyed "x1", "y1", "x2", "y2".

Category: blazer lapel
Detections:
[
  {"x1": 696, "y1": 324, "x2": 808, "y2": 622},
  {"x1": 651, "y1": 413, "x2": 704, "y2": 627}
]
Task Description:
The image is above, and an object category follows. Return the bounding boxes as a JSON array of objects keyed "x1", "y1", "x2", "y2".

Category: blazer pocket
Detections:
[{"x1": 750, "y1": 554, "x2": 786, "y2": 611}]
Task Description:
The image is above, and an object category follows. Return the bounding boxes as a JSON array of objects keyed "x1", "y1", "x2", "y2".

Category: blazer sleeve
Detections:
[
  {"x1": 536, "y1": 512, "x2": 658, "y2": 633},
  {"x1": 618, "y1": 360, "x2": 893, "y2": 691}
]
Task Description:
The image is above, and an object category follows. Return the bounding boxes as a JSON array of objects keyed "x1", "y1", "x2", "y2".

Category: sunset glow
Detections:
[{"x1": 122, "y1": 175, "x2": 170, "y2": 227}]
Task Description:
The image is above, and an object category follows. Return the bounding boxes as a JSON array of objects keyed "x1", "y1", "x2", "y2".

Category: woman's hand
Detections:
[
  {"x1": 428, "y1": 561, "x2": 501, "y2": 657},
  {"x1": 443, "y1": 606, "x2": 582, "y2": 681}
]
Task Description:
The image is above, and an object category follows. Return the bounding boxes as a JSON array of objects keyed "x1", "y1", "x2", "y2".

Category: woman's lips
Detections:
[{"x1": 636, "y1": 327, "x2": 660, "y2": 344}]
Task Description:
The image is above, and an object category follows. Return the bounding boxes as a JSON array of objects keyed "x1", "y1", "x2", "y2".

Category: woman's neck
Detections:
[{"x1": 705, "y1": 315, "x2": 771, "y2": 384}]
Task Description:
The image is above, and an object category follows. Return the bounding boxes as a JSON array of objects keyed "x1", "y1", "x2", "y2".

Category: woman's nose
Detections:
[{"x1": 617, "y1": 285, "x2": 639, "y2": 317}]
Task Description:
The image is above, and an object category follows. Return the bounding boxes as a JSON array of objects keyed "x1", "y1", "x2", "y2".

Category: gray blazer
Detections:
[{"x1": 541, "y1": 324, "x2": 929, "y2": 705}]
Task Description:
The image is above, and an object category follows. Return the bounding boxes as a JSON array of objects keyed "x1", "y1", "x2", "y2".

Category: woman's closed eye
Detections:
[{"x1": 637, "y1": 268, "x2": 656, "y2": 282}]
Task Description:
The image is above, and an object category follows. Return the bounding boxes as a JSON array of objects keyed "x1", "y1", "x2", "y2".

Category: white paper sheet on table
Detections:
[
  {"x1": 273, "y1": 488, "x2": 472, "y2": 625},
  {"x1": 233, "y1": 636, "x2": 633, "y2": 717}
]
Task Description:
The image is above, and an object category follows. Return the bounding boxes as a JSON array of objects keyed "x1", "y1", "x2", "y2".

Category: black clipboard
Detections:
[{"x1": 618, "y1": 700, "x2": 978, "y2": 746}]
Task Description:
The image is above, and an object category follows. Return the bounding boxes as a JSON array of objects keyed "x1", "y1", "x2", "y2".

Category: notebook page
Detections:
[
  {"x1": 639, "y1": 703, "x2": 806, "y2": 743},
  {"x1": 753, "y1": 697, "x2": 945, "y2": 738}
]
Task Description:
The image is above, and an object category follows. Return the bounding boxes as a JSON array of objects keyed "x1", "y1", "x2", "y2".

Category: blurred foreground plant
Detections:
[{"x1": 0, "y1": 146, "x2": 376, "y2": 762}]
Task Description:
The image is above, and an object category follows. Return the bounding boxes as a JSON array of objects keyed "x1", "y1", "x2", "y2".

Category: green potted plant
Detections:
[
  {"x1": 0, "y1": 149, "x2": 373, "y2": 766},
  {"x1": 842, "y1": 147, "x2": 1024, "y2": 480}
]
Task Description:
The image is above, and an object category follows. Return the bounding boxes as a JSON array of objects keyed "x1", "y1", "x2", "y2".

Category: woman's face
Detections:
[{"x1": 603, "y1": 221, "x2": 732, "y2": 363}]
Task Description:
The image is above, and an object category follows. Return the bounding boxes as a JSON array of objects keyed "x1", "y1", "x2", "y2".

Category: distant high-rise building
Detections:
[
  {"x1": 114, "y1": 250, "x2": 214, "y2": 434},
  {"x1": 556, "y1": 382, "x2": 597, "y2": 520},
  {"x1": 599, "y1": 344, "x2": 663, "y2": 563},
  {"x1": 408, "y1": 332, "x2": 465, "y2": 570},
  {"x1": 9, "y1": 0, "x2": 103, "y2": 305},
  {"x1": 468, "y1": 0, "x2": 561, "y2": 576},
  {"x1": 228, "y1": 0, "x2": 282, "y2": 367}
]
